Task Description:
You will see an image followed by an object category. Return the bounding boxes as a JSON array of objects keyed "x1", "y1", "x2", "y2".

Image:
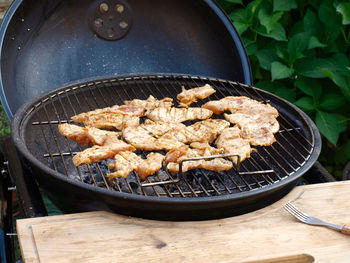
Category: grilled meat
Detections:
[
  {"x1": 72, "y1": 111, "x2": 139, "y2": 130},
  {"x1": 71, "y1": 104, "x2": 142, "y2": 130},
  {"x1": 122, "y1": 123, "x2": 186, "y2": 151},
  {"x1": 136, "y1": 152, "x2": 165, "y2": 180},
  {"x1": 72, "y1": 104, "x2": 144, "y2": 120},
  {"x1": 141, "y1": 120, "x2": 186, "y2": 138},
  {"x1": 177, "y1": 84, "x2": 216, "y2": 107},
  {"x1": 202, "y1": 96, "x2": 279, "y2": 117},
  {"x1": 146, "y1": 107, "x2": 213, "y2": 123},
  {"x1": 122, "y1": 119, "x2": 229, "y2": 151},
  {"x1": 165, "y1": 143, "x2": 232, "y2": 173},
  {"x1": 107, "y1": 151, "x2": 164, "y2": 180},
  {"x1": 183, "y1": 119, "x2": 230, "y2": 143},
  {"x1": 72, "y1": 141, "x2": 136, "y2": 166},
  {"x1": 122, "y1": 126, "x2": 158, "y2": 151},
  {"x1": 215, "y1": 126, "x2": 253, "y2": 164},
  {"x1": 224, "y1": 113, "x2": 278, "y2": 146},
  {"x1": 124, "y1": 95, "x2": 173, "y2": 111},
  {"x1": 58, "y1": 123, "x2": 122, "y2": 146},
  {"x1": 58, "y1": 124, "x2": 135, "y2": 166}
]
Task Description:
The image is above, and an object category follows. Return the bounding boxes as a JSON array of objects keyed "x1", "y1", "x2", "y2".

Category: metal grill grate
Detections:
[{"x1": 26, "y1": 75, "x2": 315, "y2": 198}]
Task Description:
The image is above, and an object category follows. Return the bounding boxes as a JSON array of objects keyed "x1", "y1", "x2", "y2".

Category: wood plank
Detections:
[{"x1": 17, "y1": 181, "x2": 350, "y2": 263}]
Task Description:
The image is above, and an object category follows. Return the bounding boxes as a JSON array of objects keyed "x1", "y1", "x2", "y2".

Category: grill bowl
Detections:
[{"x1": 11, "y1": 74, "x2": 321, "y2": 220}]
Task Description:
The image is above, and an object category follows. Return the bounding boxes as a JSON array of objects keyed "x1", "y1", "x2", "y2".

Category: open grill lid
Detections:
[
  {"x1": 11, "y1": 74, "x2": 321, "y2": 220},
  {"x1": 0, "y1": 0, "x2": 251, "y2": 119}
]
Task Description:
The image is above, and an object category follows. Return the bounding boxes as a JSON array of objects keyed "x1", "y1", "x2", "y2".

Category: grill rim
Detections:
[{"x1": 11, "y1": 73, "x2": 322, "y2": 205}]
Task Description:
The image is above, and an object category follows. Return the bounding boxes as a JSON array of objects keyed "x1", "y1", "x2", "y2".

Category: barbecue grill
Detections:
[
  {"x1": 0, "y1": 0, "x2": 335, "y2": 260},
  {"x1": 11, "y1": 74, "x2": 321, "y2": 220}
]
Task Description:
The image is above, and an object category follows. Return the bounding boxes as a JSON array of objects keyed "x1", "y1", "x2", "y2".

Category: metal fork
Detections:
[{"x1": 284, "y1": 202, "x2": 350, "y2": 235}]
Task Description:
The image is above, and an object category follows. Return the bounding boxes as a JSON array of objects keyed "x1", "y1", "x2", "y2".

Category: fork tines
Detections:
[{"x1": 284, "y1": 202, "x2": 309, "y2": 223}]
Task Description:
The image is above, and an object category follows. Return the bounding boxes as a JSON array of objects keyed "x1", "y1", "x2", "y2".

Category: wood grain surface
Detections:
[{"x1": 17, "y1": 181, "x2": 350, "y2": 263}]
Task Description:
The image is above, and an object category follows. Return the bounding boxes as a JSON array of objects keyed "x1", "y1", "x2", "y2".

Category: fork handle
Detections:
[{"x1": 341, "y1": 225, "x2": 350, "y2": 235}]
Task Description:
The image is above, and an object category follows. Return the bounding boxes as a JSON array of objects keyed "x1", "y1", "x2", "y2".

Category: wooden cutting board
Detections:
[{"x1": 17, "y1": 181, "x2": 350, "y2": 263}]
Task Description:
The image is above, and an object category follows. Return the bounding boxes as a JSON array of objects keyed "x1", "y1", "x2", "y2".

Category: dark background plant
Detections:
[{"x1": 216, "y1": 0, "x2": 350, "y2": 179}]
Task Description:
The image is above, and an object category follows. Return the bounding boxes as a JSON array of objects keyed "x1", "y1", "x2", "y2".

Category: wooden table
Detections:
[{"x1": 17, "y1": 181, "x2": 350, "y2": 263}]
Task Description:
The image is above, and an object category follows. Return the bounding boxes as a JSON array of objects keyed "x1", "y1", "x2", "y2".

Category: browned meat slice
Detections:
[
  {"x1": 215, "y1": 126, "x2": 253, "y2": 164},
  {"x1": 183, "y1": 119, "x2": 230, "y2": 143},
  {"x1": 122, "y1": 123, "x2": 185, "y2": 151},
  {"x1": 202, "y1": 96, "x2": 279, "y2": 117},
  {"x1": 58, "y1": 123, "x2": 122, "y2": 145},
  {"x1": 177, "y1": 84, "x2": 216, "y2": 107},
  {"x1": 135, "y1": 152, "x2": 165, "y2": 180},
  {"x1": 224, "y1": 113, "x2": 278, "y2": 146},
  {"x1": 72, "y1": 104, "x2": 144, "y2": 121},
  {"x1": 146, "y1": 107, "x2": 213, "y2": 123},
  {"x1": 122, "y1": 126, "x2": 158, "y2": 151},
  {"x1": 58, "y1": 123, "x2": 94, "y2": 145},
  {"x1": 141, "y1": 120, "x2": 186, "y2": 138},
  {"x1": 224, "y1": 113, "x2": 279, "y2": 133},
  {"x1": 72, "y1": 141, "x2": 136, "y2": 166},
  {"x1": 107, "y1": 151, "x2": 164, "y2": 180},
  {"x1": 58, "y1": 124, "x2": 135, "y2": 166},
  {"x1": 73, "y1": 113, "x2": 139, "y2": 130},
  {"x1": 165, "y1": 143, "x2": 232, "y2": 173},
  {"x1": 123, "y1": 119, "x2": 229, "y2": 151},
  {"x1": 71, "y1": 105, "x2": 142, "y2": 130},
  {"x1": 124, "y1": 95, "x2": 173, "y2": 111}
]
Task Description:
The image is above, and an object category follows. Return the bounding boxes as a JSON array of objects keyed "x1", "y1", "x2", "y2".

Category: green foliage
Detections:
[
  {"x1": 0, "y1": 104, "x2": 10, "y2": 138},
  {"x1": 218, "y1": 0, "x2": 350, "y2": 178}
]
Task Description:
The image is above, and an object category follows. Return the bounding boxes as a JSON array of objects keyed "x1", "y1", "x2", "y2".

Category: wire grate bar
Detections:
[{"x1": 28, "y1": 75, "x2": 316, "y2": 198}]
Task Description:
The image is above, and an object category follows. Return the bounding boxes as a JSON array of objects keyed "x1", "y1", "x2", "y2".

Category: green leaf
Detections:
[
  {"x1": 318, "y1": 93, "x2": 346, "y2": 111},
  {"x1": 258, "y1": 6, "x2": 283, "y2": 34},
  {"x1": 319, "y1": 1, "x2": 342, "y2": 42},
  {"x1": 308, "y1": 36, "x2": 327, "y2": 49},
  {"x1": 255, "y1": 23, "x2": 287, "y2": 41},
  {"x1": 246, "y1": 0, "x2": 263, "y2": 17},
  {"x1": 229, "y1": 9, "x2": 251, "y2": 34},
  {"x1": 336, "y1": 114, "x2": 348, "y2": 133},
  {"x1": 328, "y1": 53, "x2": 350, "y2": 76},
  {"x1": 273, "y1": 0, "x2": 297, "y2": 11},
  {"x1": 335, "y1": 2, "x2": 350, "y2": 25},
  {"x1": 232, "y1": 21, "x2": 250, "y2": 34},
  {"x1": 294, "y1": 97, "x2": 315, "y2": 110},
  {"x1": 242, "y1": 37, "x2": 257, "y2": 56},
  {"x1": 287, "y1": 32, "x2": 310, "y2": 62},
  {"x1": 295, "y1": 77, "x2": 323, "y2": 100},
  {"x1": 315, "y1": 111, "x2": 342, "y2": 145},
  {"x1": 271, "y1": 61, "x2": 294, "y2": 81},
  {"x1": 294, "y1": 58, "x2": 334, "y2": 78},
  {"x1": 4, "y1": 128, "x2": 10, "y2": 135},
  {"x1": 256, "y1": 49, "x2": 280, "y2": 71},
  {"x1": 318, "y1": 68, "x2": 350, "y2": 102},
  {"x1": 303, "y1": 10, "x2": 324, "y2": 40},
  {"x1": 275, "y1": 87, "x2": 296, "y2": 102},
  {"x1": 223, "y1": 0, "x2": 243, "y2": 4},
  {"x1": 255, "y1": 80, "x2": 286, "y2": 94}
]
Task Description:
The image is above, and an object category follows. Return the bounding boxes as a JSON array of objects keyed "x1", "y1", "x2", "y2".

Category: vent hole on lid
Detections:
[
  {"x1": 94, "y1": 18, "x2": 103, "y2": 28},
  {"x1": 107, "y1": 28, "x2": 115, "y2": 38},
  {"x1": 115, "y1": 4, "x2": 124, "y2": 13},
  {"x1": 100, "y1": 3, "x2": 109, "y2": 13},
  {"x1": 119, "y1": 20, "x2": 128, "y2": 29}
]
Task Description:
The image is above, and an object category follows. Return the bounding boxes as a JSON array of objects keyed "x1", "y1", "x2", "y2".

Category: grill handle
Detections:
[{"x1": 142, "y1": 153, "x2": 241, "y2": 187}]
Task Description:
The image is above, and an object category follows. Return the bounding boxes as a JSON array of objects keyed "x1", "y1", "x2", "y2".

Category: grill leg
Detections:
[{"x1": 0, "y1": 136, "x2": 47, "y2": 218}]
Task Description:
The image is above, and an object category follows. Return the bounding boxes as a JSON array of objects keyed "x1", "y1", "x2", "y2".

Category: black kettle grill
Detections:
[{"x1": 0, "y1": 0, "x2": 335, "y2": 261}]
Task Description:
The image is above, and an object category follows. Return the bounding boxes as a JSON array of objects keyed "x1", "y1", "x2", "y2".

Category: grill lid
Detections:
[{"x1": 0, "y1": 0, "x2": 251, "y2": 119}]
